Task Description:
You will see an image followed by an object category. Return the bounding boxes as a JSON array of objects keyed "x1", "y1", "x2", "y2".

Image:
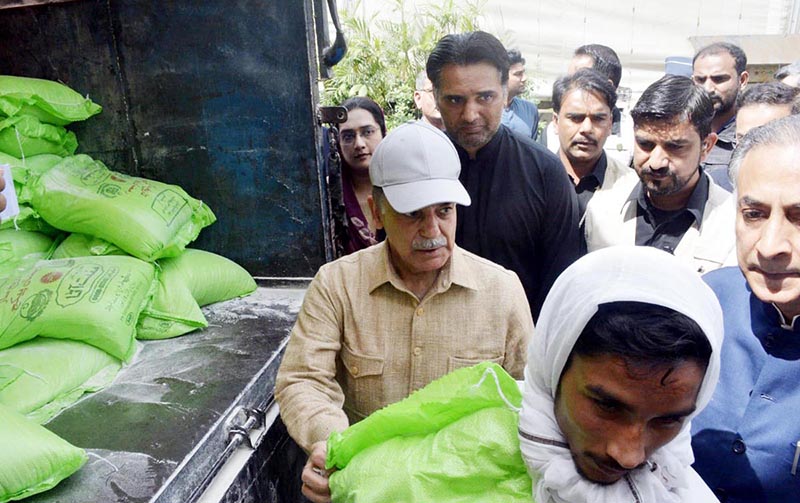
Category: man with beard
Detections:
[
  {"x1": 426, "y1": 31, "x2": 582, "y2": 320},
  {"x1": 552, "y1": 68, "x2": 630, "y2": 217},
  {"x1": 502, "y1": 49, "x2": 540, "y2": 140},
  {"x1": 692, "y1": 42, "x2": 749, "y2": 191},
  {"x1": 584, "y1": 74, "x2": 735, "y2": 274}
]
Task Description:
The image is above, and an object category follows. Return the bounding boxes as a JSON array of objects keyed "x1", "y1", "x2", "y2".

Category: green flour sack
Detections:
[
  {"x1": 327, "y1": 363, "x2": 533, "y2": 503},
  {"x1": 0, "y1": 402, "x2": 87, "y2": 503},
  {"x1": 0, "y1": 338, "x2": 120, "y2": 424},
  {"x1": 0, "y1": 229, "x2": 55, "y2": 266},
  {"x1": 50, "y1": 233, "x2": 124, "y2": 260},
  {"x1": 0, "y1": 115, "x2": 77, "y2": 158},
  {"x1": 0, "y1": 205, "x2": 59, "y2": 235},
  {"x1": 137, "y1": 248, "x2": 257, "y2": 340},
  {"x1": 0, "y1": 256, "x2": 156, "y2": 361},
  {"x1": 28, "y1": 155, "x2": 216, "y2": 261},
  {"x1": 0, "y1": 75, "x2": 102, "y2": 126},
  {"x1": 0, "y1": 151, "x2": 62, "y2": 202}
]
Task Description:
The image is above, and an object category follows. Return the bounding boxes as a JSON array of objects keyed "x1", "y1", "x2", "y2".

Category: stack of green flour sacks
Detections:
[{"x1": 0, "y1": 76, "x2": 257, "y2": 502}]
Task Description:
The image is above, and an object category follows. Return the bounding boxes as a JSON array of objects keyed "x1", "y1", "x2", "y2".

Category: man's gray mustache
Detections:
[{"x1": 413, "y1": 236, "x2": 447, "y2": 250}]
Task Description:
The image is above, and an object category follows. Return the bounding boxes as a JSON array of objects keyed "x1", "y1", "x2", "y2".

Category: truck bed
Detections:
[{"x1": 26, "y1": 280, "x2": 307, "y2": 503}]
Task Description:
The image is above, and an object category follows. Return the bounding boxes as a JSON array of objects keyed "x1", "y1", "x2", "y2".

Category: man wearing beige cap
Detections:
[{"x1": 275, "y1": 120, "x2": 533, "y2": 503}]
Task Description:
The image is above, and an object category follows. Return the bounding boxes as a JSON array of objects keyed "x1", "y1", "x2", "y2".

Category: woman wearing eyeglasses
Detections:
[{"x1": 338, "y1": 96, "x2": 387, "y2": 254}]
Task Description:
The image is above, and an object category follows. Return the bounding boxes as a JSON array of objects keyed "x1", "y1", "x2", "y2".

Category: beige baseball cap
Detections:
[{"x1": 369, "y1": 120, "x2": 471, "y2": 213}]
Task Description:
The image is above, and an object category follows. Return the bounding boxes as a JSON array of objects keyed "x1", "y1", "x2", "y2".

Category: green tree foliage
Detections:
[{"x1": 322, "y1": 0, "x2": 486, "y2": 129}]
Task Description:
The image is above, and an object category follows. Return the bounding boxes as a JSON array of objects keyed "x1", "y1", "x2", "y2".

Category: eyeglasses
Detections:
[
  {"x1": 421, "y1": 88, "x2": 434, "y2": 93},
  {"x1": 340, "y1": 126, "x2": 379, "y2": 145}
]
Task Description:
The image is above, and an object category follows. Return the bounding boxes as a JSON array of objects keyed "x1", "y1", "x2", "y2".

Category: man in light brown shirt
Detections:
[{"x1": 275, "y1": 120, "x2": 533, "y2": 503}]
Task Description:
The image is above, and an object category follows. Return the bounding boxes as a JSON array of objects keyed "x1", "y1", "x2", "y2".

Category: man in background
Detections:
[
  {"x1": 735, "y1": 81, "x2": 799, "y2": 142},
  {"x1": 546, "y1": 43, "x2": 633, "y2": 166},
  {"x1": 551, "y1": 68, "x2": 630, "y2": 217},
  {"x1": 692, "y1": 42, "x2": 749, "y2": 191},
  {"x1": 568, "y1": 44, "x2": 623, "y2": 88},
  {"x1": 413, "y1": 70, "x2": 444, "y2": 130},
  {"x1": 775, "y1": 60, "x2": 800, "y2": 87},
  {"x1": 502, "y1": 49, "x2": 540, "y2": 141}
]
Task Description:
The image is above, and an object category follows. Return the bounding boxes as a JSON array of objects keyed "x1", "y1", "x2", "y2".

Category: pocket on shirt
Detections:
[
  {"x1": 447, "y1": 355, "x2": 503, "y2": 373},
  {"x1": 340, "y1": 344, "x2": 385, "y2": 419},
  {"x1": 341, "y1": 344, "x2": 384, "y2": 377}
]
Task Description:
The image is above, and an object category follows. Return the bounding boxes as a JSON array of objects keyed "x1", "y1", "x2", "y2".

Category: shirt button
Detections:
[
  {"x1": 732, "y1": 439, "x2": 746, "y2": 454},
  {"x1": 351, "y1": 366, "x2": 359, "y2": 376},
  {"x1": 413, "y1": 346, "x2": 421, "y2": 356},
  {"x1": 416, "y1": 307, "x2": 424, "y2": 316}
]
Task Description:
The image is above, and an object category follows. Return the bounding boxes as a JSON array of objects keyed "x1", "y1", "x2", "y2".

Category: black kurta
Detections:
[{"x1": 453, "y1": 125, "x2": 583, "y2": 320}]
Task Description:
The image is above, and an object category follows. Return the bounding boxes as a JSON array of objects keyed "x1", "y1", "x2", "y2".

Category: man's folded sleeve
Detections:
[{"x1": 275, "y1": 271, "x2": 350, "y2": 452}]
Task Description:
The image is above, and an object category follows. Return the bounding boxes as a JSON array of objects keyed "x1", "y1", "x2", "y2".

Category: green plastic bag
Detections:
[
  {"x1": 28, "y1": 154, "x2": 216, "y2": 261},
  {"x1": 0, "y1": 229, "x2": 58, "y2": 280},
  {"x1": 0, "y1": 256, "x2": 156, "y2": 361},
  {"x1": 136, "y1": 315, "x2": 206, "y2": 341},
  {"x1": 0, "y1": 229, "x2": 55, "y2": 265},
  {"x1": 0, "y1": 338, "x2": 120, "y2": 424},
  {"x1": 0, "y1": 204, "x2": 59, "y2": 235},
  {"x1": 0, "y1": 151, "x2": 62, "y2": 202},
  {"x1": 0, "y1": 151, "x2": 60, "y2": 181},
  {"x1": 0, "y1": 115, "x2": 77, "y2": 158},
  {"x1": 137, "y1": 248, "x2": 257, "y2": 340},
  {"x1": 327, "y1": 362, "x2": 533, "y2": 503},
  {"x1": 50, "y1": 232, "x2": 124, "y2": 260},
  {"x1": 0, "y1": 402, "x2": 87, "y2": 503},
  {"x1": 0, "y1": 153, "x2": 62, "y2": 234},
  {"x1": 0, "y1": 75, "x2": 102, "y2": 126}
]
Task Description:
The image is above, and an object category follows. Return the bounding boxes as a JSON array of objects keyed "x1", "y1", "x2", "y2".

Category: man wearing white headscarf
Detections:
[{"x1": 519, "y1": 246, "x2": 723, "y2": 503}]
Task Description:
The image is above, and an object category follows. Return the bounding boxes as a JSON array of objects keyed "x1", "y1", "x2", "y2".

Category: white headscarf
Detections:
[{"x1": 519, "y1": 246, "x2": 723, "y2": 503}]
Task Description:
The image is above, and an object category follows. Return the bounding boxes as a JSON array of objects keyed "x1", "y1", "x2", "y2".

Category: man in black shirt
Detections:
[
  {"x1": 552, "y1": 69, "x2": 634, "y2": 218},
  {"x1": 426, "y1": 31, "x2": 583, "y2": 320},
  {"x1": 584, "y1": 75, "x2": 735, "y2": 274},
  {"x1": 691, "y1": 42, "x2": 749, "y2": 191}
]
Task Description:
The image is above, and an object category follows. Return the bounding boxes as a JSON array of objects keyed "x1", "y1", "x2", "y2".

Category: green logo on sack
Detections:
[
  {"x1": 40, "y1": 271, "x2": 63, "y2": 284},
  {"x1": 56, "y1": 264, "x2": 103, "y2": 307},
  {"x1": 98, "y1": 183, "x2": 122, "y2": 198},
  {"x1": 89, "y1": 267, "x2": 118, "y2": 303},
  {"x1": 80, "y1": 166, "x2": 110, "y2": 186},
  {"x1": 152, "y1": 189, "x2": 188, "y2": 225},
  {"x1": 20, "y1": 290, "x2": 52, "y2": 321}
]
